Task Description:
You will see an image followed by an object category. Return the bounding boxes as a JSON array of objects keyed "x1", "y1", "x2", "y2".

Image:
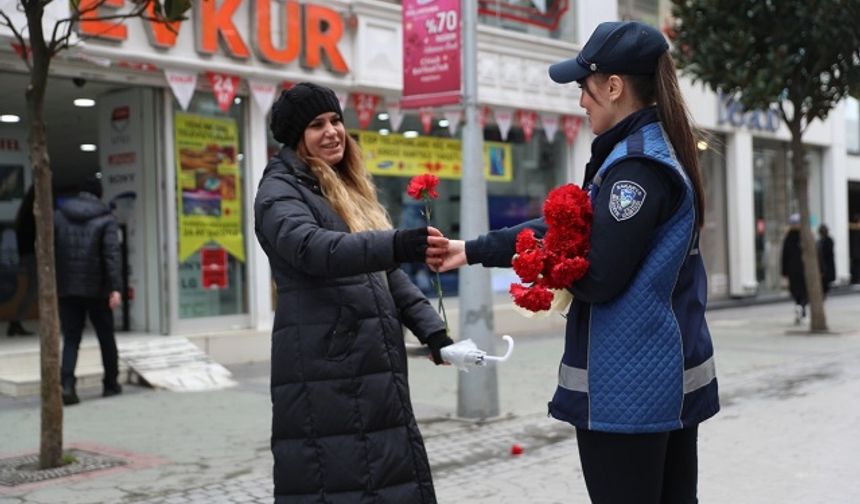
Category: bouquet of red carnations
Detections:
[{"x1": 510, "y1": 184, "x2": 592, "y2": 315}]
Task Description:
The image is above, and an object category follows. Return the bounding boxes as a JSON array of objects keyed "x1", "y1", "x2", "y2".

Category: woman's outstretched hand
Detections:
[
  {"x1": 426, "y1": 226, "x2": 449, "y2": 269},
  {"x1": 435, "y1": 239, "x2": 466, "y2": 272}
]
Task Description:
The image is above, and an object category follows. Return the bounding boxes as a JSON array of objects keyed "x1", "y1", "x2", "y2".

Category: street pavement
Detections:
[{"x1": 1, "y1": 294, "x2": 860, "y2": 503}]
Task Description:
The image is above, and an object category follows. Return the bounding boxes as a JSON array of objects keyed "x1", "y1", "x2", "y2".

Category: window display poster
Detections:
[
  {"x1": 174, "y1": 113, "x2": 244, "y2": 262},
  {"x1": 357, "y1": 130, "x2": 512, "y2": 182}
]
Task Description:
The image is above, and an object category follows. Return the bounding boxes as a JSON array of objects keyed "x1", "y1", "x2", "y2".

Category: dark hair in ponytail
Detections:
[{"x1": 625, "y1": 53, "x2": 706, "y2": 228}]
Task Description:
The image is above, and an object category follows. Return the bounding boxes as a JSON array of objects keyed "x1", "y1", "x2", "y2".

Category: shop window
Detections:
[
  {"x1": 847, "y1": 96, "x2": 860, "y2": 154},
  {"x1": 697, "y1": 134, "x2": 729, "y2": 298},
  {"x1": 478, "y1": 0, "x2": 576, "y2": 42},
  {"x1": 753, "y1": 141, "x2": 824, "y2": 293},
  {"x1": 174, "y1": 93, "x2": 248, "y2": 319},
  {"x1": 618, "y1": 0, "x2": 660, "y2": 27}
]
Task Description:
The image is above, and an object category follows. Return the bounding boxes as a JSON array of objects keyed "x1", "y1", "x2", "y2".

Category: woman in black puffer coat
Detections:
[{"x1": 254, "y1": 82, "x2": 453, "y2": 504}]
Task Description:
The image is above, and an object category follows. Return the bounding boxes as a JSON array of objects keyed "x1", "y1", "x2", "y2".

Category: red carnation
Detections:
[
  {"x1": 512, "y1": 249, "x2": 545, "y2": 284},
  {"x1": 515, "y1": 228, "x2": 539, "y2": 254},
  {"x1": 510, "y1": 283, "x2": 554, "y2": 312},
  {"x1": 548, "y1": 256, "x2": 590, "y2": 288},
  {"x1": 407, "y1": 174, "x2": 440, "y2": 201}
]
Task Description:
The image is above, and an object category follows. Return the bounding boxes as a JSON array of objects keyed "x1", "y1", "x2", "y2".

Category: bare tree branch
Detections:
[
  {"x1": 47, "y1": 0, "x2": 155, "y2": 55},
  {"x1": 0, "y1": 8, "x2": 34, "y2": 70}
]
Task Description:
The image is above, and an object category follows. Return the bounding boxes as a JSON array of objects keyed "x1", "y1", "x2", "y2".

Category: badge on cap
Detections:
[{"x1": 608, "y1": 180, "x2": 646, "y2": 222}]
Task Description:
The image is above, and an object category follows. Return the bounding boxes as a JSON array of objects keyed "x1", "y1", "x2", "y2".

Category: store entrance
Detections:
[{"x1": 0, "y1": 73, "x2": 163, "y2": 334}]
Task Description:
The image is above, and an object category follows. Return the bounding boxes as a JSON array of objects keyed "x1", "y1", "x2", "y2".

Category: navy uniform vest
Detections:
[{"x1": 548, "y1": 122, "x2": 720, "y2": 433}]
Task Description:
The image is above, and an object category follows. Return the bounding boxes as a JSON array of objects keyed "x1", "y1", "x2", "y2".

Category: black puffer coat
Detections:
[
  {"x1": 54, "y1": 192, "x2": 121, "y2": 299},
  {"x1": 254, "y1": 148, "x2": 446, "y2": 503}
]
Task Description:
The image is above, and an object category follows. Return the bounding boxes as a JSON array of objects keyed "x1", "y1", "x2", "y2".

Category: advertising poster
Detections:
[
  {"x1": 174, "y1": 113, "x2": 244, "y2": 263},
  {"x1": 357, "y1": 130, "x2": 512, "y2": 182},
  {"x1": 402, "y1": 0, "x2": 461, "y2": 108},
  {"x1": 99, "y1": 89, "x2": 146, "y2": 330}
]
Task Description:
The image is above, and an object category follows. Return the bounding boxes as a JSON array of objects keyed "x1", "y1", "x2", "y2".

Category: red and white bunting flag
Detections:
[
  {"x1": 336, "y1": 91, "x2": 349, "y2": 115},
  {"x1": 165, "y1": 69, "x2": 197, "y2": 111},
  {"x1": 518, "y1": 110, "x2": 538, "y2": 143},
  {"x1": 352, "y1": 93, "x2": 380, "y2": 129},
  {"x1": 206, "y1": 72, "x2": 240, "y2": 113},
  {"x1": 444, "y1": 110, "x2": 462, "y2": 136},
  {"x1": 494, "y1": 108, "x2": 514, "y2": 141},
  {"x1": 386, "y1": 100, "x2": 405, "y2": 132},
  {"x1": 562, "y1": 115, "x2": 584, "y2": 145},
  {"x1": 540, "y1": 113, "x2": 559, "y2": 142},
  {"x1": 249, "y1": 79, "x2": 277, "y2": 113},
  {"x1": 419, "y1": 108, "x2": 434, "y2": 134},
  {"x1": 479, "y1": 105, "x2": 491, "y2": 128}
]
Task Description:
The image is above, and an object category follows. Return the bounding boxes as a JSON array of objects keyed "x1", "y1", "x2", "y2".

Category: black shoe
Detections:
[
  {"x1": 7, "y1": 321, "x2": 34, "y2": 336},
  {"x1": 102, "y1": 384, "x2": 123, "y2": 397},
  {"x1": 62, "y1": 386, "x2": 80, "y2": 406}
]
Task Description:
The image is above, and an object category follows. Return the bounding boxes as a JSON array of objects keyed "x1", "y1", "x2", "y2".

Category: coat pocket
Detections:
[{"x1": 325, "y1": 305, "x2": 360, "y2": 361}]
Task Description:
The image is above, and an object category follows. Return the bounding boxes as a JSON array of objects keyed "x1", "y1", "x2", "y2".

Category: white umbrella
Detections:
[{"x1": 406, "y1": 335, "x2": 515, "y2": 372}]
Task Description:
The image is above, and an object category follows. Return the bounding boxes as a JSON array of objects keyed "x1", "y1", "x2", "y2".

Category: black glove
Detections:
[
  {"x1": 393, "y1": 227, "x2": 429, "y2": 263},
  {"x1": 425, "y1": 330, "x2": 454, "y2": 365}
]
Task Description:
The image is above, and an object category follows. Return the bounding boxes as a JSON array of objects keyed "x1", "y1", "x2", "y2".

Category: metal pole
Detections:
[{"x1": 457, "y1": 0, "x2": 498, "y2": 419}]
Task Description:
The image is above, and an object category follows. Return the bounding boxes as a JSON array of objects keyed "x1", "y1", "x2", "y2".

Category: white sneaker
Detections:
[{"x1": 794, "y1": 305, "x2": 803, "y2": 325}]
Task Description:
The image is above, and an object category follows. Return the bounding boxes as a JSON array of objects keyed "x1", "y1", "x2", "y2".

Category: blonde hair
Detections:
[{"x1": 296, "y1": 135, "x2": 392, "y2": 232}]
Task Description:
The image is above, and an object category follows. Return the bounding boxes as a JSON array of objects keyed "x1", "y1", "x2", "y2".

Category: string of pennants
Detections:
[{"x1": 24, "y1": 44, "x2": 584, "y2": 145}]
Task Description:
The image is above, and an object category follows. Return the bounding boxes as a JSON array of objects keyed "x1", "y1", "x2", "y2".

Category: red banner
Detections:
[
  {"x1": 402, "y1": 0, "x2": 461, "y2": 109},
  {"x1": 201, "y1": 247, "x2": 228, "y2": 289},
  {"x1": 206, "y1": 72, "x2": 240, "y2": 112},
  {"x1": 518, "y1": 110, "x2": 538, "y2": 143},
  {"x1": 562, "y1": 115, "x2": 584, "y2": 145},
  {"x1": 352, "y1": 93, "x2": 380, "y2": 129}
]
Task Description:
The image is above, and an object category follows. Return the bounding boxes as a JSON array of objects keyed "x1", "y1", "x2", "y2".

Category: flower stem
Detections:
[{"x1": 424, "y1": 198, "x2": 449, "y2": 334}]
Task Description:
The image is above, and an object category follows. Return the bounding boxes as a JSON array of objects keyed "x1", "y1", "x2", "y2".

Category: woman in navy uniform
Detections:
[{"x1": 438, "y1": 21, "x2": 719, "y2": 503}]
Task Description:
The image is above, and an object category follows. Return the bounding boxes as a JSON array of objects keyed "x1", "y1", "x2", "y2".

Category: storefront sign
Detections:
[
  {"x1": 402, "y1": 0, "x2": 461, "y2": 109},
  {"x1": 717, "y1": 91, "x2": 781, "y2": 132},
  {"x1": 357, "y1": 130, "x2": 512, "y2": 182},
  {"x1": 174, "y1": 113, "x2": 245, "y2": 262},
  {"x1": 200, "y1": 247, "x2": 228, "y2": 289},
  {"x1": 76, "y1": 0, "x2": 348, "y2": 74},
  {"x1": 206, "y1": 72, "x2": 240, "y2": 112}
]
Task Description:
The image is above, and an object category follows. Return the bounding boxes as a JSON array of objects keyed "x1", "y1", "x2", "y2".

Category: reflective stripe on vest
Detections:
[{"x1": 558, "y1": 356, "x2": 716, "y2": 395}]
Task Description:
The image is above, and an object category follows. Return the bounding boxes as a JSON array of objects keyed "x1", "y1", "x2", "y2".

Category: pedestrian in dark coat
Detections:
[
  {"x1": 254, "y1": 82, "x2": 453, "y2": 503},
  {"x1": 781, "y1": 214, "x2": 807, "y2": 323},
  {"x1": 817, "y1": 224, "x2": 835, "y2": 295},
  {"x1": 435, "y1": 21, "x2": 718, "y2": 503},
  {"x1": 55, "y1": 176, "x2": 123, "y2": 405}
]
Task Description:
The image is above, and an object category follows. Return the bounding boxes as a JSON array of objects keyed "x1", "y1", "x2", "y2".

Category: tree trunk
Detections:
[
  {"x1": 24, "y1": 0, "x2": 64, "y2": 469},
  {"x1": 788, "y1": 121, "x2": 828, "y2": 333}
]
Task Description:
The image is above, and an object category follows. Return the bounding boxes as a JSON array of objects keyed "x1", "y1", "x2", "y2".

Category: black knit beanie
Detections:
[{"x1": 270, "y1": 82, "x2": 343, "y2": 149}]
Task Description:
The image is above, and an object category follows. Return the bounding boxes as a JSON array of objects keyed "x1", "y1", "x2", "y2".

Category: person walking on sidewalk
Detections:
[
  {"x1": 8, "y1": 186, "x2": 36, "y2": 336},
  {"x1": 55, "y1": 176, "x2": 123, "y2": 405},
  {"x1": 817, "y1": 224, "x2": 835, "y2": 296},
  {"x1": 254, "y1": 82, "x2": 453, "y2": 503},
  {"x1": 436, "y1": 21, "x2": 719, "y2": 504},
  {"x1": 781, "y1": 213, "x2": 807, "y2": 324}
]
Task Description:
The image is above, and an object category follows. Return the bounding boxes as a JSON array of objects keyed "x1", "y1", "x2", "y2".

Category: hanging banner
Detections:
[
  {"x1": 540, "y1": 113, "x2": 559, "y2": 142},
  {"x1": 420, "y1": 108, "x2": 434, "y2": 134},
  {"x1": 165, "y1": 70, "x2": 197, "y2": 111},
  {"x1": 518, "y1": 110, "x2": 538, "y2": 143},
  {"x1": 386, "y1": 100, "x2": 405, "y2": 132},
  {"x1": 401, "y1": 0, "x2": 461, "y2": 108},
  {"x1": 206, "y1": 72, "x2": 240, "y2": 113},
  {"x1": 444, "y1": 110, "x2": 462, "y2": 136},
  {"x1": 335, "y1": 90, "x2": 349, "y2": 115},
  {"x1": 562, "y1": 115, "x2": 584, "y2": 145},
  {"x1": 248, "y1": 80, "x2": 277, "y2": 113},
  {"x1": 356, "y1": 130, "x2": 512, "y2": 182},
  {"x1": 174, "y1": 113, "x2": 245, "y2": 262},
  {"x1": 352, "y1": 93, "x2": 380, "y2": 129},
  {"x1": 495, "y1": 108, "x2": 513, "y2": 141}
]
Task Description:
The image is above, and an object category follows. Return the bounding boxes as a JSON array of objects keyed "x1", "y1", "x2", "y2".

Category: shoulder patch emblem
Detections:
[{"x1": 608, "y1": 180, "x2": 646, "y2": 222}]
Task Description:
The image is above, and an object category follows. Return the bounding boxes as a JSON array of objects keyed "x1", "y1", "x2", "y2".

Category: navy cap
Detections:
[{"x1": 549, "y1": 21, "x2": 669, "y2": 84}]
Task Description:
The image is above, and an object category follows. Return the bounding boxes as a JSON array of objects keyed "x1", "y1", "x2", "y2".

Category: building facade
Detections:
[{"x1": 0, "y1": 0, "x2": 854, "y2": 340}]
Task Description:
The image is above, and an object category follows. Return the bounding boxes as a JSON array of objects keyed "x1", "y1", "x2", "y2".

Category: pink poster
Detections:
[
  {"x1": 206, "y1": 72, "x2": 240, "y2": 113},
  {"x1": 402, "y1": 0, "x2": 461, "y2": 109}
]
